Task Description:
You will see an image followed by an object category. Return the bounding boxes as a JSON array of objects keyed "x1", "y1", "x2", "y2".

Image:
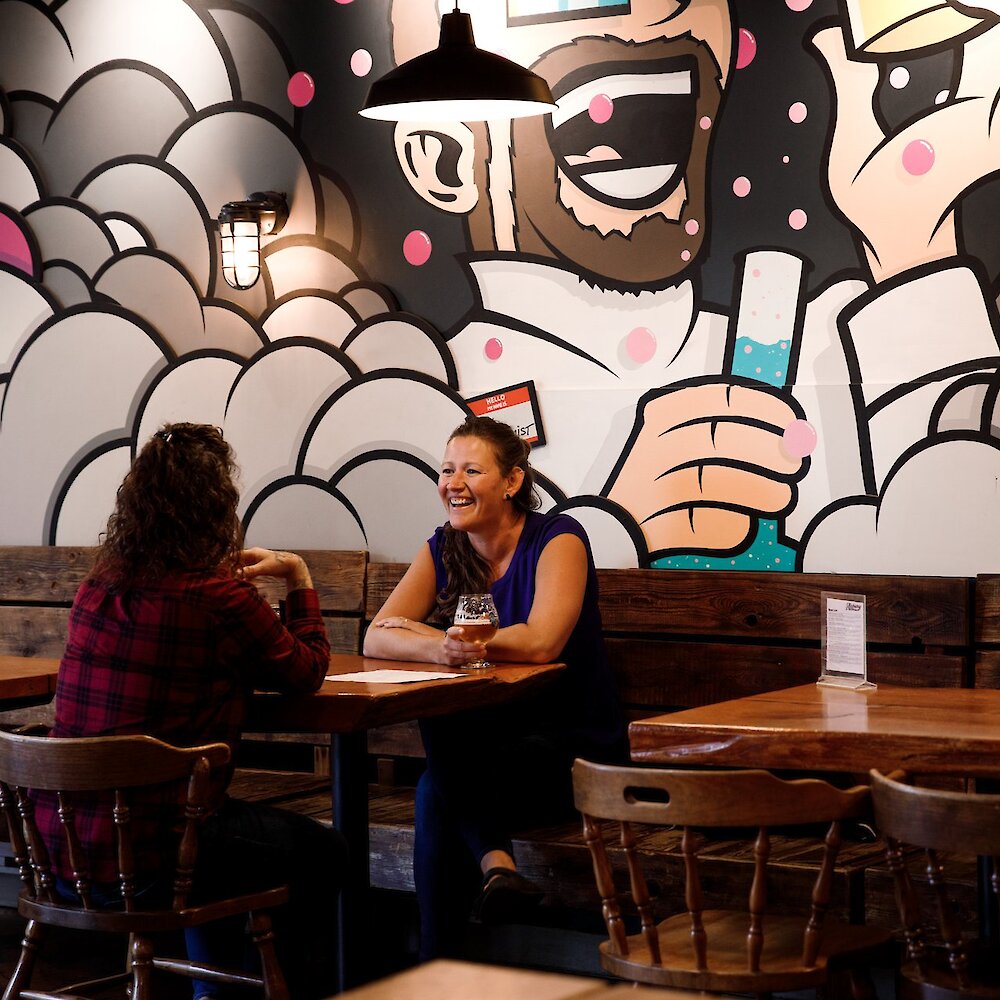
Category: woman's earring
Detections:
[{"x1": 504, "y1": 493, "x2": 511, "y2": 501}]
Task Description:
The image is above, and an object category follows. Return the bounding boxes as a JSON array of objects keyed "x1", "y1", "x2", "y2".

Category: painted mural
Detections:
[{"x1": 1, "y1": 0, "x2": 999, "y2": 575}]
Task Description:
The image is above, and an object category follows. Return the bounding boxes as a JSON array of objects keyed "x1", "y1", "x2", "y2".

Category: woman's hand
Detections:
[
  {"x1": 240, "y1": 548, "x2": 313, "y2": 592},
  {"x1": 442, "y1": 626, "x2": 487, "y2": 667}
]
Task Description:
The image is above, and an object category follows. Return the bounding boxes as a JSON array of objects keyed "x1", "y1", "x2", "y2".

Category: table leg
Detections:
[
  {"x1": 332, "y1": 730, "x2": 370, "y2": 991},
  {"x1": 978, "y1": 856, "x2": 998, "y2": 941}
]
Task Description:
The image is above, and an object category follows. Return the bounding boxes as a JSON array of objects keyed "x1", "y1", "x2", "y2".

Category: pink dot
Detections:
[
  {"x1": 684, "y1": 219, "x2": 700, "y2": 236},
  {"x1": 902, "y1": 139, "x2": 935, "y2": 176},
  {"x1": 743, "y1": 344, "x2": 753, "y2": 354},
  {"x1": 484, "y1": 337, "x2": 503, "y2": 361},
  {"x1": 782, "y1": 419, "x2": 817, "y2": 458},
  {"x1": 588, "y1": 94, "x2": 614, "y2": 124},
  {"x1": 402, "y1": 230, "x2": 432, "y2": 266},
  {"x1": 788, "y1": 101, "x2": 807, "y2": 124},
  {"x1": 626, "y1": 327, "x2": 657, "y2": 364},
  {"x1": 733, "y1": 176, "x2": 751, "y2": 198},
  {"x1": 751, "y1": 268, "x2": 761, "y2": 278},
  {"x1": 287, "y1": 71, "x2": 315, "y2": 107},
  {"x1": 333, "y1": 0, "x2": 353, "y2": 4},
  {"x1": 788, "y1": 208, "x2": 808, "y2": 230},
  {"x1": 736, "y1": 28, "x2": 757, "y2": 69},
  {"x1": 785, "y1": 0, "x2": 813, "y2": 10},
  {"x1": 782, "y1": 154, "x2": 790, "y2": 163},
  {"x1": 350, "y1": 49, "x2": 372, "y2": 77},
  {"x1": 699, "y1": 115, "x2": 712, "y2": 130},
  {"x1": 0, "y1": 213, "x2": 34, "y2": 275},
  {"x1": 680, "y1": 249, "x2": 691, "y2": 262}
]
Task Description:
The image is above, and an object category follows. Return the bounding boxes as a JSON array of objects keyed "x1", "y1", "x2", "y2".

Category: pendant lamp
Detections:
[
  {"x1": 359, "y1": 6, "x2": 556, "y2": 122},
  {"x1": 845, "y1": 0, "x2": 993, "y2": 55}
]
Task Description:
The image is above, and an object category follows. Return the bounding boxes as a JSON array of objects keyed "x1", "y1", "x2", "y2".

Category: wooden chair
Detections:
[
  {"x1": 572, "y1": 760, "x2": 894, "y2": 999},
  {"x1": 869, "y1": 769, "x2": 1000, "y2": 999},
  {"x1": 0, "y1": 727, "x2": 290, "y2": 1000}
]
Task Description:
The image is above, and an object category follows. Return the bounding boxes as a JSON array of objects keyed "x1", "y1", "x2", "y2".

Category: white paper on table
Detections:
[{"x1": 325, "y1": 669, "x2": 463, "y2": 684}]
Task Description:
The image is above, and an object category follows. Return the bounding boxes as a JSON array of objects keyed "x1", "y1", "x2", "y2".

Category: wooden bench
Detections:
[
  {"x1": 0, "y1": 546, "x2": 985, "y2": 969},
  {"x1": 351, "y1": 565, "x2": 978, "y2": 954}
]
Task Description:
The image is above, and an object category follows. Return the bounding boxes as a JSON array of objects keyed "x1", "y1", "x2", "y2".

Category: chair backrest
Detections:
[
  {"x1": 0, "y1": 728, "x2": 230, "y2": 913},
  {"x1": 869, "y1": 768, "x2": 1000, "y2": 993},
  {"x1": 572, "y1": 759, "x2": 872, "y2": 977}
]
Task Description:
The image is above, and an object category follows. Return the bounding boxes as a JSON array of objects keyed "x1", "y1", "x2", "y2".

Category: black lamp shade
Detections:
[{"x1": 360, "y1": 10, "x2": 556, "y2": 122}]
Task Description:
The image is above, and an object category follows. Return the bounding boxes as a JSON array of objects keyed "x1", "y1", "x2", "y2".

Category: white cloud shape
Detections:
[{"x1": 801, "y1": 437, "x2": 1000, "y2": 576}]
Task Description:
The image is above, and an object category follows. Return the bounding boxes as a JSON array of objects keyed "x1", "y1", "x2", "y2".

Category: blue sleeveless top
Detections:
[{"x1": 429, "y1": 511, "x2": 625, "y2": 758}]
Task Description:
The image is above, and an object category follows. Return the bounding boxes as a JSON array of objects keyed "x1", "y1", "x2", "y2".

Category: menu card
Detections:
[
  {"x1": 818, "y1": 591, "x2": 875, "y2": 690},
  {"x1": 326, "y1": 669, "x2": 463, "y2": 684}
]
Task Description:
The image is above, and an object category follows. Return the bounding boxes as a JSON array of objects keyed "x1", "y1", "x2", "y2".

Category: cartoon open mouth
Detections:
[{"x1": 546, "y1": 56, "x2": 698, "y2": 212}]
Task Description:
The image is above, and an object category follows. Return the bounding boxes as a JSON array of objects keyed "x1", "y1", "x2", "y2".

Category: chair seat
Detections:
[
  {"x1": 600, "y1": 909, "x2": 894, "y2": 993},
  {"x1": 17, "y1": 884, "x2": 289, "y2": 934}
]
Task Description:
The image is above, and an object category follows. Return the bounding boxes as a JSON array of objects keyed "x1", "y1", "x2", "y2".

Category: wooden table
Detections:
[
  {"x1": 629, "y1": 682, "x2": 1000, "y2": 775},
  {"x1": 629, "y1": 682, "x2": 1000, "y2": 941},
  {"x1": 0, "y1": 655, "x2": 59, "y2": 704},
  {"x1": 331, "y1": 959, "x2": 698, "y2": 999},
  {"x1": 250, "y1": 653, "x2": 567, "y2": 990}
]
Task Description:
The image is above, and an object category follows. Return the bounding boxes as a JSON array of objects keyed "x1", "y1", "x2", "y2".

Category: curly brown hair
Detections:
[
  {"x1": 430, "y1": 415, "x2": 540, "y2": 625},
  {"x1": 91, "y1": 423, "x2": 243, "y2": 591}
]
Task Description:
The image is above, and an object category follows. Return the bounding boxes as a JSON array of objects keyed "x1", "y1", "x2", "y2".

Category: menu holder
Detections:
[{"x1": 818, "y1": 591, "x2": 876, "y2": 690}]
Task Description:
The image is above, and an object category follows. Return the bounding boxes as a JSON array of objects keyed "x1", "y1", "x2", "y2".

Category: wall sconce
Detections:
[
  {"x1": 359, "y1": 5, "x2": 555, "y2": 122},
  {"x1": 217, "y1": 191, "x2": 289, "y2": 290}
]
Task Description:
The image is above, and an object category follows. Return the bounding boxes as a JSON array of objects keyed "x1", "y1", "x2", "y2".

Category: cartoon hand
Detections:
[
  {"x1": 605, "y1": 379, "x2": 808, "y2": 557},
  {"x1": 810, "y1": 20, "x2": 1000, "y2": 283}
]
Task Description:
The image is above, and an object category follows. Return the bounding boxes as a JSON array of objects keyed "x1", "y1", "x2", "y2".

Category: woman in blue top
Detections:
[{"x1": 364, "y1": 415, "x2": 625, "y2": 959}]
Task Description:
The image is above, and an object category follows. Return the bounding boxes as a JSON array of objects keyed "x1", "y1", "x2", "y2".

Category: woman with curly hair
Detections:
[
  {"x1": 33, "y1": 422, "x2": 346, "y2": 999},
  {"x1": 364, "y1": 415, "x2": 626, "y2": 960}
]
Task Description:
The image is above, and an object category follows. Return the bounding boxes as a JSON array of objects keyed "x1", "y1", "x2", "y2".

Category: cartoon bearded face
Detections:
[{"x1": 389, "y1": 0, "x2": 733, "y2": 289}]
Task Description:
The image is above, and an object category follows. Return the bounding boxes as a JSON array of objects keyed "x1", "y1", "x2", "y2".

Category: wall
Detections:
[{"x1": 1, "y1": 0, "x2": 999, "y2": 573}]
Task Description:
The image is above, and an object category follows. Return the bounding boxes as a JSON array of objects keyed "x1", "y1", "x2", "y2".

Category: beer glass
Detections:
[{"x1": 454, "y1": 594, "x2": 499, "y2": 669}]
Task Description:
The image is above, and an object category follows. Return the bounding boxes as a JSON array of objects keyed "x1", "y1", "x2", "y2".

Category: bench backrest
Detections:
[
  {"x1": 0, "y1": 546, "x2": 368, "y2": 658},
  {"x1": 598, "y1": 568, "x2": 973, "y2": 717},
  {"x1": 366, "y1": 562, "x2": 975, "y2": 722},
  {"x1": 973, "y1": 574, "x2": 1000, "y2": 688}
]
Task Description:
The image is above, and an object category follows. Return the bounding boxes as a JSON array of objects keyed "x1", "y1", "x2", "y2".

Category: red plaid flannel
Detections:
[{"x1": 32, "y1": 571, "x2": 330, "y2": 885}]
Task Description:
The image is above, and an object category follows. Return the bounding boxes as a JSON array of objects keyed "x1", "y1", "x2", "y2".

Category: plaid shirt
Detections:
[{"x1": 32, "y1": 571, "x2": 330, "y2": 885}]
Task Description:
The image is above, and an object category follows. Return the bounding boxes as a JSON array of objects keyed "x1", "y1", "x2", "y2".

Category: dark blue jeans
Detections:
[
  {"x1": 60, "y1": 796, "x2": 348, "y2": 1000},
  {"x1": 414, "y1": 705, "x2": 581, "y2": 960},
  {"x1": 186, "y1": 796, "x2": 348, "y2": 999}
]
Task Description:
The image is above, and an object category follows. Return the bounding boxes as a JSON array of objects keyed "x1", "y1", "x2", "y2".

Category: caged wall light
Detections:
[
  {"x1": 359, "y1": 4, "x2": 555, "y2": 122},
  {"x1": 217, "y1": 191, "x2": 289, "y2": 290}
]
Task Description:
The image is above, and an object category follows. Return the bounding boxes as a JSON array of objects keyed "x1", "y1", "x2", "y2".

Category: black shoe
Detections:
[{"x1": 472, "y1": 867, "x2": 544, "y2": 924}]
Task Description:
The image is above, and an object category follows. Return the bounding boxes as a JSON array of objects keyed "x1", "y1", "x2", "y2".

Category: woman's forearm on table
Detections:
[
  {"x1": 481, "y1": 623, "x2": 563, "y2": 664},
  {"x1": 363, "y1": 621, "x2": 447, "y2": 662}
]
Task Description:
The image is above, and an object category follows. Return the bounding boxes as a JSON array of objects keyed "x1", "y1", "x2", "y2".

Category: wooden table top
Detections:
[
  {"x1": 629, "y1": 683, "x2": 1000, "y2": 776},
  {"x1": 248, "y1": 652, "x2": 566, "y2": 733},
  {"x1": 332, "y1": 959, "x2": 697, "y2": 999},
  {"x1": 0, "y1": 655, "x2": 59, "y2": 703}
]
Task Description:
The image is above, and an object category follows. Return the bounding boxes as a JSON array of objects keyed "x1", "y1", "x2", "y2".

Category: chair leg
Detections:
[
  {"x1": 248, "y1": 910, "x2": 289, "y2": 1000},
  {"x1": 2, "y1": 919, "x2": 44, "y2": 1000},
  {"x1": 130, "y1": 933, "x2": 154, "y2": 1000}
]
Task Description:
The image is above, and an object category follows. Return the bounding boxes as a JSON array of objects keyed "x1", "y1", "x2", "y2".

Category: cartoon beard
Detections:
[{"x1": 481, "y1": 34, "x2": 725, "y2": 290}]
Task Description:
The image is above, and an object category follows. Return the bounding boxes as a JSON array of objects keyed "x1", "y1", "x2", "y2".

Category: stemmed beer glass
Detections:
[{"x1": 454, "y1": 594, "x2": 499, "y2": 669}]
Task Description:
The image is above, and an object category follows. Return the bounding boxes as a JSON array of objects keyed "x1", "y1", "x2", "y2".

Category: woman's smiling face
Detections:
[{"x1": 438, "y1": 435, "x2": 521, "y2": 533}]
